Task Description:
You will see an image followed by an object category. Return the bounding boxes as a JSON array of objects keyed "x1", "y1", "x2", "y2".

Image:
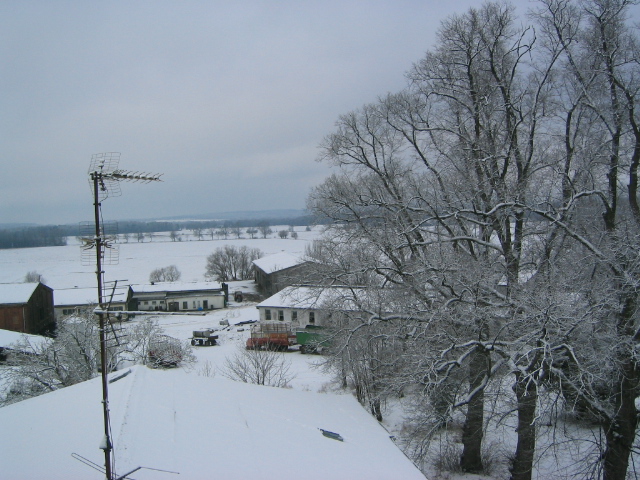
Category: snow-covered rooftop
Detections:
[
  {"x1": 54, "y1": 286, "x2": 128, "y2": 306},
  {"x1": 252, "y1": 251, "x2": 306, "y2": 274},
  {"x1": 257, "y1": 286, "x2": 365, "y2": 310},
  {"x1": 0, "y1": 328, "x2": 50, "y2": 352},
  {"x1": 131, "y1": 281, "x2": 223, "y2": 294},
  {"x1": 0, "y1": 282, "x2": 41, "y2": 305},
  {"x1": 0, "y1": 365, "x2": 426, "y2": 479}
]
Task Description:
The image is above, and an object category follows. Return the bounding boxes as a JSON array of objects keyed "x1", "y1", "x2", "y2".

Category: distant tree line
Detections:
[
  {"x1": 0, "y1": 214, "x2": 319, "y2": 250},
  {"x1": 0, "y1": 226, "x2": 67, "y2": 249}
]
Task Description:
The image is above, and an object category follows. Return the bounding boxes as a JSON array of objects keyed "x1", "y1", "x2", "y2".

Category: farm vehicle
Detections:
[
  {"x1": 190, "y1": 329, "x2": 218, "y2": 346},
  {"x1": 246, "y1": 322, "x2": 297, "y2": 351},
  {"x1": 296, "y1": 326, "x2": 330, "y2": 354},
  {"x1": 148, "y1": 335, "x2": 184, "y2": 368}
]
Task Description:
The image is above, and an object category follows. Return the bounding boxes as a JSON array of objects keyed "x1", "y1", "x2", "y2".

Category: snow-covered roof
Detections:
[
  {"x1": 0, "y1": 365, "x2": 426, "y2": 479},
  {"x1": 252, "y1": 251, "x2": 306, "y2": 274},
  {"x1": 131, "y1": 281, "x2": 223, "y2": 294},
  {"x1": 0, "y1": 328, "x2": 50, "y2": 352},
  {"x1": 257, "y1": 285, "x2": 365, "y2": 310},
  {"x1": 54, "y1": 287, "x2": 128, "y2": 307},
  {"x1": 0, "y1": 282, "x2": 41, "y2": 305}
]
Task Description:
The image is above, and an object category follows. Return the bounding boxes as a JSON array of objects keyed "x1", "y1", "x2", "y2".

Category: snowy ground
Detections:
[
  {"x1": 0, "y1": 227, "x2": 422, "y2": 480},
  {"x1": 1, "y1": 227, "x2": 632, "y2": 479},
  {"x1": 0, "y1": 315, "x2": 426, "y2": 479},
  {"x1": 0, "y1": 226, "x2": 316, "y2": 289},
  {"x1": 143, "y1": 302, "x2": 335, "y2": 394}
]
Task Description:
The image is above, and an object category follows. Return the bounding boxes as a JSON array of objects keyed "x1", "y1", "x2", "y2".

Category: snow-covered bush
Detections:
[
  {"x1": 147, "y1": 335, "x2": 195, "y2": 369},
  {"x1": 221, "y1": 344, "x2": 295, "y2": 387}
]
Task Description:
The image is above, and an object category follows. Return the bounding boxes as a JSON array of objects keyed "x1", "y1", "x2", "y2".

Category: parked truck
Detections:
[
  {"x1": 246, "y1": 322, "x2": 297, "y2": 351},
  {"x1": 190, "y1": 329, "x2": 219, "y2": 346}
]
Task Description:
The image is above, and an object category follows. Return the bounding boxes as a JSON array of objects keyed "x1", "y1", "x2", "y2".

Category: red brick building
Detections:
[{"x1": 0, "y1": 282, "x2": 55, "y2": 335}]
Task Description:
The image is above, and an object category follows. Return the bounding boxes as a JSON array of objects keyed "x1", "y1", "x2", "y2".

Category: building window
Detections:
[
  {"x1": 265, "y1": 309, "x2": 272, "y2": 320},
  {"x1": 182, "y1": 301, "x2": 188, "y2": 309},
  {"x1": 309, "y1": 311, "x2": 315, "y2": 324},
  {"x1": 152, "y1": 301, "x2": 157, "y2": 305},
  {"x1": 143, "y1": 301, "x2": 149, "y2": 305},
  {"x1": 278, "y1": 310, "x2": 284, "y2": 321},
  {"x1": 291, "y1": 310, "x2": 298, "y2": 323}
]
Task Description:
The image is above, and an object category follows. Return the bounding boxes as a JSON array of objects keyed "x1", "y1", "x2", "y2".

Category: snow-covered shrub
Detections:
[
  {"x1": 221, "y1": 343, "x2": 295, "y2": 387},
  {"x1": 147, "y1": 335, "x2": 195, "y2": 369}
]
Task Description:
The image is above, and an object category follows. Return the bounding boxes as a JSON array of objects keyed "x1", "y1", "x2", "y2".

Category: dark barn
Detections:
[{"x1": 0, "y1": 283, "x2": 55, "y2": 335}]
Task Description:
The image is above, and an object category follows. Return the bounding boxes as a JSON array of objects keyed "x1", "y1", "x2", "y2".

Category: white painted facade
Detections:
[{"x1": 132, "y1": 282, "x2": 227, "y2": 312}]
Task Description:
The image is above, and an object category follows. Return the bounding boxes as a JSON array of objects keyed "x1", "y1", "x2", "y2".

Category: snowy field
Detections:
[
  {"x1": 0, "y1": 227, "x2": 432, "y2": 479},
  {"x1": 0, "y1": 226, "x2": 331, "y2": 394},
  {"x1": 0, "y1": 226, "x2": 316, "y2": 289},
  {"x1": 0, "y1": 227, "x2": 625, "y2": 479}
]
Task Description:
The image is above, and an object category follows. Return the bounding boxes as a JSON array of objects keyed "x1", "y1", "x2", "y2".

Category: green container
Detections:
[{"x1": 296, "y1": 326, "x2": 330, "y2": 354}]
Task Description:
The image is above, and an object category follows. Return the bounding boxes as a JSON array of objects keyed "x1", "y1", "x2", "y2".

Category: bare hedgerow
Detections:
[{"x1": 221, "y1": 344, "x2": 295, "y2": 387}]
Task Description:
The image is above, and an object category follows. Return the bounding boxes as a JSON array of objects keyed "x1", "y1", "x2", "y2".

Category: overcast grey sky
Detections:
[{"x1": 1, "y1": 0, "x2": 495, "y2": 225}]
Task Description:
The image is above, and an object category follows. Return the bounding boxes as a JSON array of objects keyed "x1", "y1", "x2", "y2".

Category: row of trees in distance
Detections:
[{"x1": 0, "y1": 215, "x2": 316, "y2": 250}]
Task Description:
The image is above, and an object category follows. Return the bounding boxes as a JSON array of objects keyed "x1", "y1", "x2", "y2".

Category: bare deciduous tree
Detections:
[
  {"x1": 306, "y1": 1, "x2": 640, "y2": 478},
  {"x1": 204, "y1": 245, "x2": 262, "y2": 282},
  {"x1": 191, "y1": 228, "x2": 203, "y2": 241},
  {"x1": 23, "y1": 271, "x2": 44, "y2": 283},
  {"x1": 258, "y1": 222, "x2": 272, "y2": 239},
  {"x1": 149, "y1": 265, "x2": 182, "y2": 283}
]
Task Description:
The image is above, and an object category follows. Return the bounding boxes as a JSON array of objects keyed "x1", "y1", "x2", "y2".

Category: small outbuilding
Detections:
[
  {"x1": 0, "y1": 282, "x2": 55, "y2": 335},
  {"x1": 54, "y1": 285, "x2": 134, "y2": 319},
  {"x1": 252, "y1": 251, "x2": 313, "y2": 296},
  {"x1": 131, "y1": 282, "x2": 228, "y2": 312}
]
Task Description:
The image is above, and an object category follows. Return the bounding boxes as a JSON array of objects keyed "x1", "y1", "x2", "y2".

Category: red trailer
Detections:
[{"x1": 246, "y1": 322, "x2": 297, "y2": 351}]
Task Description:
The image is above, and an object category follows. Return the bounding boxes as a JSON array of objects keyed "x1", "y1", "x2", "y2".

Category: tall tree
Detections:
[{"x1": 530, "y1": 1, "x2": 640, "y2": 477}]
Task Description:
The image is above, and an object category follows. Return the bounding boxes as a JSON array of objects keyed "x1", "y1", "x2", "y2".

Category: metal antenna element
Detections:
[
  {"x1": 85, "y1": 153, "x2": 162, "y2": 480},
  {"x1": 89, "y1": 152, "x2": 163, "y2": 201},
  {"x1": 79, "y1": 220, "x2": 119, "y2": 266}
]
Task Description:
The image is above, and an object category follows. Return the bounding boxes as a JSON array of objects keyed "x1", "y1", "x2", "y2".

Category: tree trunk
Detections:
[
  {"x1": 510, "y1": 374, "x2": 537, "y2": 480},
  {"x1": 601, "y1": 291, "x2": 640, "y2": 480},
  {"x1": 461, "y1": 347, "x2": 489, "y2": 473},
  {"x1": 371, "y1": 397, "x2": 383, "y2": 422},
  {"x1": 602, "y1": 359, "x2": 638, "y2": 480}
]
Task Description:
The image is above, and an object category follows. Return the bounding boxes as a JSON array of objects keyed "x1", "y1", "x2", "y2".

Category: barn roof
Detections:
[
  {"x1": 252, "y1": 251, "x2": 306, "y2": 274},
  {"x1": 0, "y1": 282, "x2": 41, "y2": 305}
]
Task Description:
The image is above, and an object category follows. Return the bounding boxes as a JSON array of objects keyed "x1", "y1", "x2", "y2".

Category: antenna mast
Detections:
[{"x1": 86, "y1": 152, "x2": 162, "y2": 480}]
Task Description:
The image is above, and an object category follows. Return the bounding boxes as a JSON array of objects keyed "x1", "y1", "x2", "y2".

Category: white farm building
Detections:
[
  {"x1": 256, "y1": 285, "x2": 367, "y2": 328},
  {"x1": 131, "y1": 282, "x2": 228, "y2": 312}
]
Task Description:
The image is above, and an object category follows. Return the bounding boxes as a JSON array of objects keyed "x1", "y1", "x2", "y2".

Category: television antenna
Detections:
[{"x1": 85, "y1": 152, "x2": 162, "y2": 480}]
